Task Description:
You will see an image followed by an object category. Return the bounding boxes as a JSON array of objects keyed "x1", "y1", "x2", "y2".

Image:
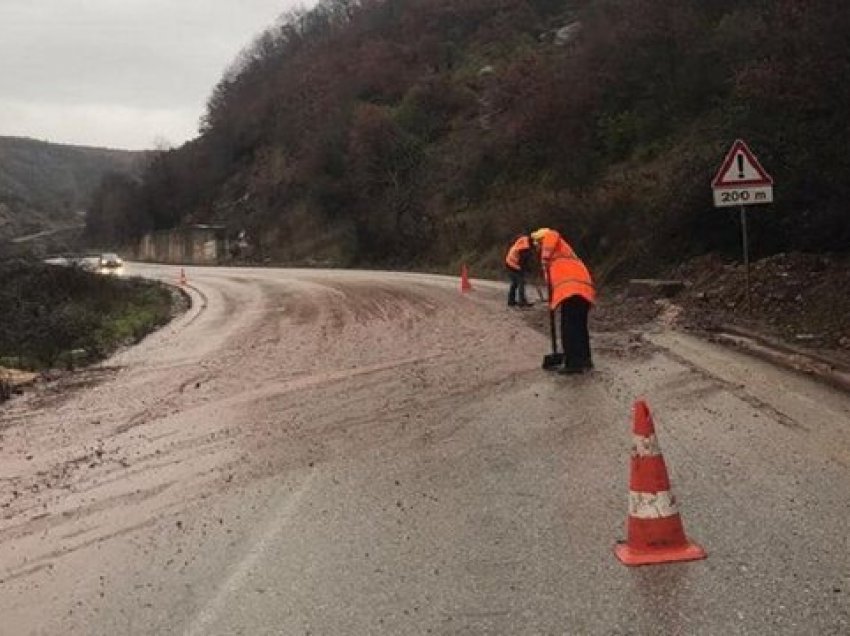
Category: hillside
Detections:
[
  {"x1": 0, "y1": 136, "x2": 145, "y2": 246},
  {"x1": 85, "y1": 0, "x2": 850, "y2": 276}
]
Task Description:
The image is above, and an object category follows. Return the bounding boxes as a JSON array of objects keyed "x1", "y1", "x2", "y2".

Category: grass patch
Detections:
[{"x1": 0, "y1": 260, "x2": 177, "y2": 370}]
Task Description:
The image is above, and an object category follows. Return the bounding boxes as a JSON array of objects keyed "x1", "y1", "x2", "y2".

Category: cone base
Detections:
[{"x1": 614, "y1": 541, "x2": 706, "y2": 567}]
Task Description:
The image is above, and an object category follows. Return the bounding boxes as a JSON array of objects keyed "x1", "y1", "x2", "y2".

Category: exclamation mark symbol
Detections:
[{"x1": 737, "y1": 154, "x2": 745, "y2": 179}]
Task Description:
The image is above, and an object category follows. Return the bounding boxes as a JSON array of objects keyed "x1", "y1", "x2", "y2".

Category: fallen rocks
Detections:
[
  {"x1": 628, "y1": 279, "x2": 685, "y2": 299},
  {"x1": 0, "y1": 367, "x2": 38, "y2": 402},
  {"x1": 673, "y1": 251, "x2": 850, "y2": 352}
]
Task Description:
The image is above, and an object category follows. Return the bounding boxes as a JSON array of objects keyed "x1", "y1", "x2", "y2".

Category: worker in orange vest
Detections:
[
  {"x1": 531, "y1": 227, "x2": 596, "y2": 374},
  {"x1": 504, "y1": 233, "x2": 534, "y2": 308}
]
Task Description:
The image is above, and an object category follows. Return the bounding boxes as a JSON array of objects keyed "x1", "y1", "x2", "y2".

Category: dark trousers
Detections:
[
  {"x1": 560, "y1": 296, "x2": 592, "y2": 369},
  {"x1": 507, "y1": 268, "x2": 527, "y2": 305}
]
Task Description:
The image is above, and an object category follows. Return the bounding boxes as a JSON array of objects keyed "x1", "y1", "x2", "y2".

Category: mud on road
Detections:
[{"x1": 1, "y1": 264, "x2": 849, "y2": 635}]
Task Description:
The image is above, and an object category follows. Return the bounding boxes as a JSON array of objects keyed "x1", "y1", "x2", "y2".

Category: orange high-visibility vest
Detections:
[
  {"x1": 505, "y1": 235, "x2": 531, "y2": 270},
  {"x1": 538, "y1": 229, "x2": 595, "y2": 309}
]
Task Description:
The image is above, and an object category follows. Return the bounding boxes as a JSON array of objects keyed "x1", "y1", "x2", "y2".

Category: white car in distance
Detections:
[{"x1": 98, "y1": 253, "x2": 124, "y2": 273}]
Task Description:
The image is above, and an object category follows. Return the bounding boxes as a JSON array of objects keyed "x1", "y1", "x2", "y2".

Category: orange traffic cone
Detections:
[
  {"x1": 460, "y1": 264, "x2": 472, "y2": 293},
  {"x1": 614, "y1": 400, "x2": 706, "y2": 566},
  {"x1": 179, "y1": 268, "x2": 187, "y2": 286}
]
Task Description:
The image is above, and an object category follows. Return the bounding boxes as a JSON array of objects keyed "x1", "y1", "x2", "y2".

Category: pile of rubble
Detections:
[{"x1": 673, "y1": 252, "x2": 850, "y2": 353}]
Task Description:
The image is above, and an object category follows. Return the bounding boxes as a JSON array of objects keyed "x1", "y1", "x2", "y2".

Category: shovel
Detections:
[
  {"x1": 533, "y1": 282, "x2": 546, "y2": 303},
  {"x1": 542, "y1": 307, "x2": 565, "y2": 370}
]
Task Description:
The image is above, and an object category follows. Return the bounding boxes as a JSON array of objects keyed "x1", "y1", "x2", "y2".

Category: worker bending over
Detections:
[
  {"x1": 531, "y1": 228, "x2": 596, "y2": 374},
  {"x1": 505, "y1": 233, "x2": 534, "y2": 308}
]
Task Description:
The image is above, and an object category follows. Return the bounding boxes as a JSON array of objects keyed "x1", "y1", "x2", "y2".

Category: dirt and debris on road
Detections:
[
  {"x1": 517, "y1": 294, "x2": 658, "y2": 368},
  {"x1": 672, "y1": 252, "x2": 850, "y2": 351},
  {"x1": 583, "y1": 251, "x2": 850, "y2": 367},
  {"x1": 2, "y1": 263, "x2": 850, "y2": 635}
]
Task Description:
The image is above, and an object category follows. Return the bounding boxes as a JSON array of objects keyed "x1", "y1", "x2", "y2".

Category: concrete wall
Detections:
[{"x1": 137, "y1": 227, "x2": 228, "y2": 264}]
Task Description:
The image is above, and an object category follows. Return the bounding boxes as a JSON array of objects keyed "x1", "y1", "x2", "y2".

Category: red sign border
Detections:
[{"x1": 712, "y1": 139, "x2": 774, "y2": 188}]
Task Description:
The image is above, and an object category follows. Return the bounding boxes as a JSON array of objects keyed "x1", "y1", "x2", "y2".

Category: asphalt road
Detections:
[{"x1": 1, "y1": 264, "x2": 849, "y2": 635}]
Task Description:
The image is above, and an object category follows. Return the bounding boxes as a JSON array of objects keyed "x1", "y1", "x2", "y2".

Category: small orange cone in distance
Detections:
[
  {"x1": 614, "y1": 400, "x2": 707, "y2": 566},
  {"x1": 460, "y1": 263, "x2": 472, "y2": 293},
  {"x1": 179, "y1": 268, "x2": 187, "y2": 286}
]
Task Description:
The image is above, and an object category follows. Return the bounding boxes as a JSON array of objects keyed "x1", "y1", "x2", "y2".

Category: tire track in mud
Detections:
[
  {"x1": 0, "y1": 273, "x2": 276, "y2": 582},
  {"x1": 227, "y1": 277, "x2": 543, "y2": 480},
  {"x1": 5, "y1": 264, "x2": 850, "y2": 635},
  {"x1": 0, "y1": 265, "x2": 545, "y2": 629}
]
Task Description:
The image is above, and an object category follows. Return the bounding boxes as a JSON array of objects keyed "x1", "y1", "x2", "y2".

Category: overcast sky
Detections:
[{"x1": 0, "y1": 1, "x2": 311, "y2": 150}]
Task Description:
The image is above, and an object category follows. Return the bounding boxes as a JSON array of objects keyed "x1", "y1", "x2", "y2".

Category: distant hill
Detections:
[{"x1": 0, "y1": 136, "x2": 146, "y2": 244}]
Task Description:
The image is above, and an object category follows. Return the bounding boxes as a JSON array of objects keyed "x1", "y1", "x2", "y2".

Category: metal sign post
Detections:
[
  {"x1": 740, "y1": 205, "x2": 750, "y2": 313},
  {"x1": 711, "y1": 140, "x2": 774, "y2": 313}
]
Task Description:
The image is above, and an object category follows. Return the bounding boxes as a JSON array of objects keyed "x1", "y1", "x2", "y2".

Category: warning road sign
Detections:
[
  {"x1": 712, "y1": 139, "x2": 773, "y2": 208},
  {"x1": 711, "y1": 139, "x2": 775, "y2": 313}
]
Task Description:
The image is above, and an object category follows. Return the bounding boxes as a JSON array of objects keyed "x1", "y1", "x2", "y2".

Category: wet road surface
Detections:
[{"x1": 1, "y1": 264, "x2": 849, "y2": 635}]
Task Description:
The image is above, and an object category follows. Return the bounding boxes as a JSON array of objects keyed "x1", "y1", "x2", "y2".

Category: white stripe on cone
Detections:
[
  {"x1": 628, "y1": 490, "x2": 679, "y2": 519},
  {"x1": 632, "y1": 434, "x2": 661, "y2": 457}
]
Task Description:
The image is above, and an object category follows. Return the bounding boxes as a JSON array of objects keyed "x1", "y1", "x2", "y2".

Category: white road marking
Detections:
[{"x1": 183, "y1": 475, "x2": 315, "y2": 636}]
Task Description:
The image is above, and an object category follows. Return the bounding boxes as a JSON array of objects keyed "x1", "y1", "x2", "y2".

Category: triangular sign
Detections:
[{"x1": 712, "y1": 139, "x2": 773, "y2": 188}]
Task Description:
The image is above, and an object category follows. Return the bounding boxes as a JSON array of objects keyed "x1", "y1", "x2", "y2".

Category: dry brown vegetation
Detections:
[{"x1": 86, "y1": 0, "x2": 850, "y2": 277}]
